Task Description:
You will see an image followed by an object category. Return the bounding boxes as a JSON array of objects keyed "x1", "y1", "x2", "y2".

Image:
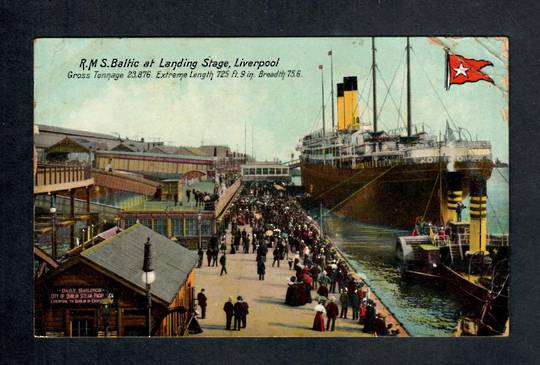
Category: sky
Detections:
[{"x1": 34, "y1": 37, "x2": 508, "y2": 162}]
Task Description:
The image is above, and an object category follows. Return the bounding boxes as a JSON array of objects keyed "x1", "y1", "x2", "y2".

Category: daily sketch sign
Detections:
[{"x1": 49, "y1": 287, "x2": 105, "y2": 305}]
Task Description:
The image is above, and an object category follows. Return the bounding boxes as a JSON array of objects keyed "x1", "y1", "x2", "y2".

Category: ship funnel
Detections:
[
  {"x1": 469, "y1": 176, "x2": 488, "y2": 254},
  {"x1": 343, "y1": 76, "x2": 359, "y2": 130},
  {"x1": 446, "y1": 172, "x2": 463, "y2": 223},
  {"x1": 337, "y1": 83, "x2": 345, "y2": 130}
]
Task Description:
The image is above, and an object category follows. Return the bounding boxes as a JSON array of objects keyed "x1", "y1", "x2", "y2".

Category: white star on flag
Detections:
[{"x1": 453, "y1": 63, "x2": 469, "y2": 78}]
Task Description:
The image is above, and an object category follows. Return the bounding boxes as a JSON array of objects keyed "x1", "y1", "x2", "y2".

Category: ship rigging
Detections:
[{"x1": 298, "y1": 38, "x2": 493, "y2": 228}]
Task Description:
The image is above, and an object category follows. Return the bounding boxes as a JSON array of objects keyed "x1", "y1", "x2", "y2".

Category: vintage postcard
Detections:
[{"x1": 33, "y1": 37, "x2": 509, "y2": 338}]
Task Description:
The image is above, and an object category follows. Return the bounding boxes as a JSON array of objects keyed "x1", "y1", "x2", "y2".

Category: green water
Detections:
[{"x1": 298, "y1": 167, "x2": 509, "y2": 336}]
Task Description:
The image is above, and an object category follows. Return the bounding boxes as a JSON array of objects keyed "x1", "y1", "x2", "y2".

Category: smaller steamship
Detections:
[{"x1": 396, "y1": 172, "x2": 509, "y2": 336}]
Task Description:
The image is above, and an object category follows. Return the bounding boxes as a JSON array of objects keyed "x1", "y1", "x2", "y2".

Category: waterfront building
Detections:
[
  {"x1": 34, "y1": 124, "x2": 164, "y2": 161},
  {"x1": 240, "y1": 162, "x2": 291, "y2": 183},
  {"x1": 34, "y1": 224, "x2": 198, "y2": 337}
]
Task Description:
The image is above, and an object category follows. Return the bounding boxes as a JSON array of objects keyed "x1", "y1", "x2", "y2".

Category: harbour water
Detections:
[{"x1": 296, "y1": 167, "x2": 509, "y2": 336}]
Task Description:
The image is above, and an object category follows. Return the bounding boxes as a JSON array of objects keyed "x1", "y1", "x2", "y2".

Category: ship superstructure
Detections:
[{"x1": 298, "y1": 38, "x2": 493, "y2": 228}]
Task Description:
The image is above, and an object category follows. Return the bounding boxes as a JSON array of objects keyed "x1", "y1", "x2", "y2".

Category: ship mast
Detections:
[
  {"x1": 329, "y1": 50, "x2": 335, "y2": 132},
  {"x1": 372, "y1": 37, "x2": 377, "y2": 133},
  {"x1": 406, "y1": 37, "x2": 412, "y2": 137},
  {"x1": 319, "y1": 64, "x2": 326, "y2": 164}
]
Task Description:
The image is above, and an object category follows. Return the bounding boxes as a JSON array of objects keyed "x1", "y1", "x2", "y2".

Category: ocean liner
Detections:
[{"x1": 298, "y1": 38, "x2": 493, "y2": 228}]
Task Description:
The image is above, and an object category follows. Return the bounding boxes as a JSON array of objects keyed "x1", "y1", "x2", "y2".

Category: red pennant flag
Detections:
[{"x1": 447, "y1": 53, "x2": 494, "y2": 87}]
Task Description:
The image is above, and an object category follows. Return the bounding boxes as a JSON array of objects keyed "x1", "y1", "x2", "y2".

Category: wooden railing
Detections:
[
  {"x1": 35, "y1": 163, "x2": 92, "y2": 186},
  {"x1": 214, "y1": 179, "x2": 241, "y2": 218},
  {"x1": 34, "y1": 163, "x2": 93, "y2": 193}
]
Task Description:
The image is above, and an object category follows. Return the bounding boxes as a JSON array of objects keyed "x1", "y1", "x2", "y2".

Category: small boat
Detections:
[{"x1": 395, "y1": 173, "x2": 509, "y2": 335}]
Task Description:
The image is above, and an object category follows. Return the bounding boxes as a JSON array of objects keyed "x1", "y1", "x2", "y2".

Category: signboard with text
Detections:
[{"x1": 49, "y1": 287, "x2": 106, "y2": 305}]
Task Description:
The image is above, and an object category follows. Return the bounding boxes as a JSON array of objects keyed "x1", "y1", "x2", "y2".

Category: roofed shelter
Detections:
[
  {"x1": 46, "y1": 137, "x2": 93, "y2": 163},
  {"x1": 35, "y1": 224, "x2": 198, "y2": 337}
]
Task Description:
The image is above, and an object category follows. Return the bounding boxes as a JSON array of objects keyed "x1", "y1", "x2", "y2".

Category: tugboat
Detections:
[{"x1": 395, "y1": 172, "x2": 509, "y2": 336}]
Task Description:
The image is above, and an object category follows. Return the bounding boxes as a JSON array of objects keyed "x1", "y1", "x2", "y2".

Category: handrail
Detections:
[{"x1": 35, "y1": 162, "x2": 92, "y2": 187}]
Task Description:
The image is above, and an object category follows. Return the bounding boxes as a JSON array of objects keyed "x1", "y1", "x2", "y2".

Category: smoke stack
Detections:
[
  {"x1": 446, "y1": 172, "x2": 463, "y2": 223},
  {"x1": 469, "y1": 176, "x2": 487, "y2": 254},
  {"x1": 343, "y1": 76, "x2": 359, "y2": 130},
  {"x1": 336, "y1": 83, "x2": 345, "y2": 130}
]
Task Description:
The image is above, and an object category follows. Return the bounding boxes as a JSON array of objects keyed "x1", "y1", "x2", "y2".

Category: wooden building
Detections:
[
  {"x1": 35, "y1": 224, "x2": 198, "y2": 337},
  {"x1": 95, "y1": 150, "x2": 214, "y2": 180}
]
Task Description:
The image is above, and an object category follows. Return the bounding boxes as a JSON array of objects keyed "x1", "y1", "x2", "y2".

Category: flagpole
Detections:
[
  {"x1": 372, "y1": 37, "x2": 377, "y2": 133},
  {"x1": 406, "y1": 37, "x2": 412, "y2": 137},
  {"x1": 329, "y1": 50, "x2": 335, "y2": 132},
  {"x1": 320, "y1": 65, "x2": 325, "y2": 165},
  {"x1": 445, "y1": 47, "x2": 449, "y2": 90}
]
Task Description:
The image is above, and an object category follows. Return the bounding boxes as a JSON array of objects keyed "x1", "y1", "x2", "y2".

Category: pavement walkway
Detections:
[{"x1": 193, "y1": 225, "x2": 372, "y2": 337}]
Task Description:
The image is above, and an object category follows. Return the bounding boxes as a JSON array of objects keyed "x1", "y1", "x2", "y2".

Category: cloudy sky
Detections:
[{"x1": 34, "y1": 37, "x2": 508, "y2": 162}]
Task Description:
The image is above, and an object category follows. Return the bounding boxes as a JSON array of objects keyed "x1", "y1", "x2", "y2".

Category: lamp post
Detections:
[
  {"x1": 197, "y1": 212, "x2": 202, "y2": 250},
  {"x1": 141, "y1": 237, "x2": 156, "y2": 337},
  {"x1": 100, "y1": 292, "x2": 114, "y2": 337},
  {"x1": 50, "y1": 195, "x2": 57, "y2": 259}
]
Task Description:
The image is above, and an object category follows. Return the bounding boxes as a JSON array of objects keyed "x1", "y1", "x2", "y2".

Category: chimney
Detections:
[
  {"x1": 469, "y1": 176, "x2": 488, "y2": 254},
  {"x1": 336, "y1": 83, "x2": 345, "y2": 130},
  {"x1": 446, "y1": 172, "x2": 463, "y2": 223},
  {"x1": 343, "y1": 76, "x2": 359, "y2": 130}
]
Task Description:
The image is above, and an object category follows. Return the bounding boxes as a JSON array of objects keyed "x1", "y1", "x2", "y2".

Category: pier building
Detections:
[
  {"x1": 34, "y1": 224, "x2": 198, "y2": 337},
  {"x1": 240, "y1": 162, "x2": 291, "y2": 183}
]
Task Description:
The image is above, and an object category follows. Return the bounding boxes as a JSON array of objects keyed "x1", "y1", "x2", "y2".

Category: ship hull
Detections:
[{"x1": 301, "y1": 161, "x2": 493, "y2": 228}]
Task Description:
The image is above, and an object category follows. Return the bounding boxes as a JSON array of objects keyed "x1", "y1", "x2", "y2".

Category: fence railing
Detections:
[{"x1": 35, "y1": 163, "x2": 92, "y2": 187}]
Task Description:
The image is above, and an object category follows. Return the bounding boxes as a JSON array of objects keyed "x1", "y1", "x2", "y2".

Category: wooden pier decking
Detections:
[{"x1": 193, "y1": 225, "x2": 376, "y2": 337}]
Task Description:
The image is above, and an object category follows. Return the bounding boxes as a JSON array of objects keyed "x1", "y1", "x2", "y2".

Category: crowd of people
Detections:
[{"x1": 214, "y1": 181, "x2": 400, "y2": 336}]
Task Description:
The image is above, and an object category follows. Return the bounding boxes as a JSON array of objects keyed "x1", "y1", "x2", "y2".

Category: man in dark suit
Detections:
[
  {"x1": 197, "y1": 289, "x2": 207, "y2": 319},
  {"x1": 223, "y1": 297, "x2": 234, "y2": 330},
  {"x1": 233, "y1": 296, "x2": 244, "y2": 331},
  {"x1": 241, "y1": 298, "x2": 249, "y2": 328}
]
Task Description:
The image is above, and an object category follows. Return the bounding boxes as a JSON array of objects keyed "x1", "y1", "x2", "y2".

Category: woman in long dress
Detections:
[{"x1": 312, "y1": 302, "x2": 326, "y2": 332}]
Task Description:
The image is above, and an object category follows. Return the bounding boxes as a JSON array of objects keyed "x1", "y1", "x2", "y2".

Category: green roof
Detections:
[{"x1": 81, "y1": 224, "x2": 197, "y2": 304}]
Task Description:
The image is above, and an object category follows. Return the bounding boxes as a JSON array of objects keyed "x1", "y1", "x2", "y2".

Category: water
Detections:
[{"x1": 299, "y1": 167, "x2": 509, "y2": 336}]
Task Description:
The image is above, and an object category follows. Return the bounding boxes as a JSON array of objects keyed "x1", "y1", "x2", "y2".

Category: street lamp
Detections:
[
  {"x1": 197, "y1": 212, "x2": 202, "y2": 250},
  {"x1": 100, "y1": 292, "x2": 114, "y2": 337},
  {"x1": 141, "y1": 237, "x2": 156, "y2": 337},
  {"x1": 50, "y1": 197, "x2": 57, "y2": 259}
]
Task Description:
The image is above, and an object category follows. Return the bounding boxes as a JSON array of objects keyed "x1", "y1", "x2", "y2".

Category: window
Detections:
[
  {"x1": 242, "y1": 168, "x2": 248, "y2": 175},
  {"x1": 256, "y1": 168, "x2": 262, "y2": 175},
  {"x1": 72, "y1": 319, "x2": 95, "y2": 337},
  {"x1": 140, "y1": 219, "x2": 152, "y2": 229},
  {"x1": 249, "y1": 168, "x2": 255, "y2": 175},
  {"x1": 172, "y1": 218, "x2": 183, "y2": 236},
  {"x1": 124, "y1": 219, "x2": 137, "y2": 228},
  {"x1": 70, "y1": 309, "x2": 96, "y2": 337},
  {"x1": 262, "y1": 168, "x2": 268, "y2": 175},
  {"x1": 186, "y1": 218, "x2": 198, "y2": 236},
  {"x1": 269, "y1": 168, "x2": 275, "y2": 175},
  {"x1": 201, "y1": 219, "x2": 212, "y2": 235},
  {"x1": 154, "y1": 219, "x2": 167, "y2": 236}
]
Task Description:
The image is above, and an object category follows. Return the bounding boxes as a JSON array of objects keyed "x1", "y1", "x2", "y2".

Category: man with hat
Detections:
[
  {"x1": 223, "y1": 297, "x2": 234, "y2": 330},
  {"x1": 197, "y1": 289, "x2": 207, "y2": 319},
  {"x1": 339, "y1": 288, "x2": 349, "y2": 319},
  {"x1": 233, "y1": 296, "x2": 244, "y2": 331},
  {"x1": 325, "y1": 296, "x2": 339, "y2": 331}
]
